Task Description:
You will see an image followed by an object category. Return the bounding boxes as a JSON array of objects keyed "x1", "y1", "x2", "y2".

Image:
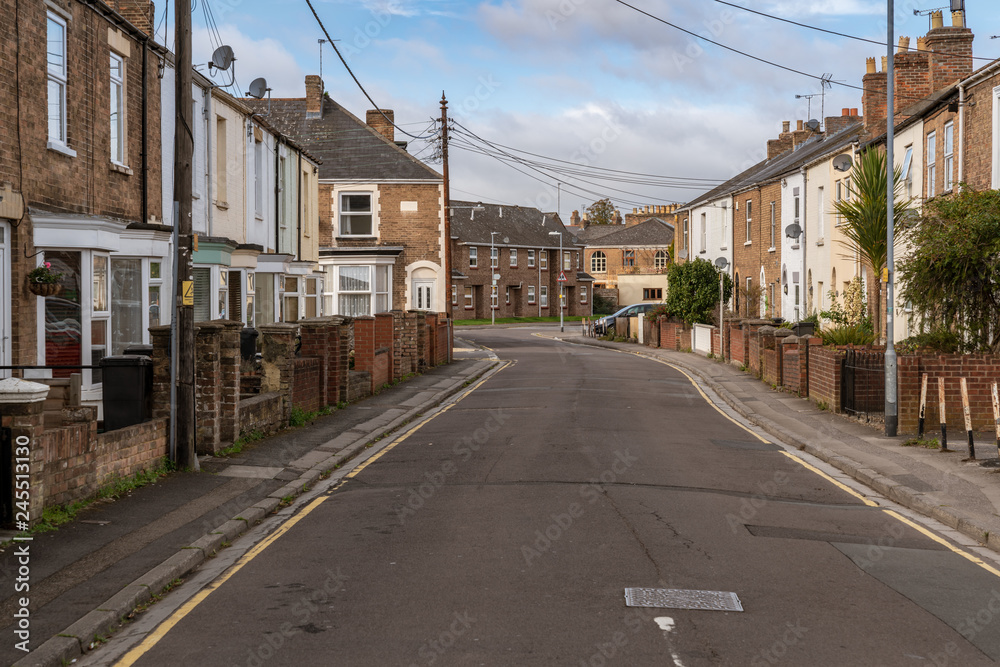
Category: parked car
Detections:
[{"x1": 594, "y1": 303, "x2": 658, "y2": 335}]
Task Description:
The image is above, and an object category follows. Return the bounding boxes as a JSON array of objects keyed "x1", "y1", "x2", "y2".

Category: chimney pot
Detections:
[
  {"x1": 881, "y1": 55, "x2": 888, "y2": 71},
  {"x1": 866, "y1": 57, "x2": 876, "y2": 74},
  {"x1": 782, "y1": 120, "x2": 790, "y2": 133},
  {"x1": 951, "y1": 10, "x2": 964, "y2": 27},
  {"x1": 930, "y1": 10, "x2": 943, "y2": 29},
  {"x1": 851, "y1": 108, "x2": 859, "y2": 116},
  {"x1": 796, "y1": 120, "x2": 804, "y2": 131},
  {"x1": 898, "y1": 36, "x2": 910, "y2": 53},
  {"x1": 917, "y1": 37, "x2": 928, "y2": 51}
]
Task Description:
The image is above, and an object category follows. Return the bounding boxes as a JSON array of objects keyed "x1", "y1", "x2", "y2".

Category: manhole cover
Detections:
[{"x1": 624, "y1": 588, "x2": 743, "y2": 612}]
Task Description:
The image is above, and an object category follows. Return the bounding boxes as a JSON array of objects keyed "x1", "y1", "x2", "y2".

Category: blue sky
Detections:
[{"x1": 165, "y1": 0, "x2": 1000, "y2": 221}]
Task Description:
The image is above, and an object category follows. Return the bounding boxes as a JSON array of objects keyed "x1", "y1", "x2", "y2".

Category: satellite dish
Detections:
[
  {"x1": 806, "y1": 119, "x2": 820, "y2": 132},
  {"x1": 832, "y1": 154, "x2": 853, "y2": 172},
  {"x1": 714, "y1": 257, "x2": 729, "y2": 269},
  {"x1": 247, "y1": 78, "x2": 269, "y2": 99},
  {"x1": 785, "y1": 223, "x2": 803, "y2": 239},
  {"x1": 210, "y1": 45, "x2": 235, "y2": 72},
  {"x1": 503, "y1": 237, "x2": 509, "y2": 244}
]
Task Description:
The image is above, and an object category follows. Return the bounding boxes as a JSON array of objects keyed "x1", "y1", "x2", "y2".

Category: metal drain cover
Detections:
[{"x1": 624, "y1": 588, "x2": 744, "y2": 612}]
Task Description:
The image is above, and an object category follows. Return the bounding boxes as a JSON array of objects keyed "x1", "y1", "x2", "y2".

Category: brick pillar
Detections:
[
  {"x1": 413, "y1": 311, "x2": 429, "y2": 370},
  {"x1": 391, "y1": 311, "x2": 406, "y2": 381},
  {"x1": 375, "y1": 312, "x2": 395, "y2": 381},
  {"x1": 299, "y1": 317, "x2": 333, "y2": 408},
  {"x1": 404, "y1": 311, "x2": 419, "y2": 372},
  {"x1": 354, "y1": 316, "x2": 376, "y2": 394},
  {"x1": 149, "y1": 325, "x2": 172, "y2": 421},
  {"x1": 335, "y1": 318, "x2": 352, "y2": 403},
  {"x1": 424, "y1": 313, "x2": 437, "y2": 368},
  {"x1": 259, "y1": 323, "x2": 299, "y2": 423},
  {"x1": 217, "y1": 320, "x2": 242, "y2": 445},
  {"x1": 0, "y1": 378, "x2": 50, "y2": 525},
  {"x1": 195, "y1": 323, "x2": 223, "y2": 455}
]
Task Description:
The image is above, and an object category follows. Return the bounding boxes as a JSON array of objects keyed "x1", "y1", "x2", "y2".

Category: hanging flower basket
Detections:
[
  {"x1": 28, "y1": 280, "x2": 62, "y2": 297},
  {"x1": 27, "y1": 261, "x2": 63, "y2": 296}
]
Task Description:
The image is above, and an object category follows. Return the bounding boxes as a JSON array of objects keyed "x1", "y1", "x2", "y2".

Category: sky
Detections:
[{"x1": 162, "y1": 0, "x2": 1000, "y2": 222}]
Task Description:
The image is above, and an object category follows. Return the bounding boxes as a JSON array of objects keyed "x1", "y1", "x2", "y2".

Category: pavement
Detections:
[
  {"x1": 559, "y1": 332, "x2": 1000, "y2": 556},
  {"x1": 1, "y1": 344, "x2": 497, "y2": 667}
]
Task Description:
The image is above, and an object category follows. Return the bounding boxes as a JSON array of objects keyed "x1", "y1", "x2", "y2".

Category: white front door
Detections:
[
  {"x1": 413, "y1": 280, "x2": 434, "y2": 312},
  {"x1": 0, "y1": 224, "x2": 8, "y2": 377}
]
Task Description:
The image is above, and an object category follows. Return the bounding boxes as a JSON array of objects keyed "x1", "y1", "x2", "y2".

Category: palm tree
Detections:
[{"x1": 833, "y1": 148, "x2": 912, "y2": 339}]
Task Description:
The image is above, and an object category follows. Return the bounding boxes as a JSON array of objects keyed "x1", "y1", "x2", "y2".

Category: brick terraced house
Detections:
[
  {"x1": 449, "y1": 202, "x2": 593, "y2": 320},
  {"x1": 245, "y1": 77, "x2": 447, "y2": 317}
]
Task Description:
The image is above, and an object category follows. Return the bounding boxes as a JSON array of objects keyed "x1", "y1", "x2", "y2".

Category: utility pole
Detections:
[
  {"x1": 174, "y1": 0, "x2": 197, "y2": 469},
  {"x1": 885, "y1": 0, "x2": 898, "y2": 437},
  {"x1": 441, "y1": 93, "x2": 451, "y2": 319}
]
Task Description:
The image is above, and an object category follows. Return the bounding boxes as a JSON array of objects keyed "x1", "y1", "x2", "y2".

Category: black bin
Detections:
[
  {"x1": 792, "y1": 321, "x2": 816, "y2": 337},
  {"x1": 240, "y1": 327, "x2": 259, "y2": 361},
  {"x1": 100, "y1": 355, "x2": 153, "y2": 431}
]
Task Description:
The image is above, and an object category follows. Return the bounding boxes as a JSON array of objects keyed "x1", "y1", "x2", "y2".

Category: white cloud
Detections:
[{"x1": 761, "y1": 1, "x2": 882, "y2": 17}]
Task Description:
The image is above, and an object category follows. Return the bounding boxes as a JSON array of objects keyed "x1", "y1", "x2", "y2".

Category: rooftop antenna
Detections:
[
  {"x1": 318, "y1": 39, "x2": 327, "y2": 79},
  {"x1": 913, "y1": 6, "x2": 950, "y2": 31},
  {"x1": 246, "y1": 77, "x2": 271, "y2": 113},
  {"x1": 819, "y1": 73, "x2": 834, "y2": 128},
  {"x1": 207, "y1": 45, "x2": 236, "y2": 88},
  {"x1": 794, "y1": 93, "x2": 817, "y2": 119}
]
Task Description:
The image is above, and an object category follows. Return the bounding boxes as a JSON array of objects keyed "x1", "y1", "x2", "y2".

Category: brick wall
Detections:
[
  {"x1": 239, "y1": 392, "x2": 283, "y2": 436},
  {"x1": 291, "y1": 358, "x2": 321, "y2": 413},
  {"x1": 732, "y1": 187, "x2": 764, "y2": 317},
  {"x1": 807, "y1": 346, "x2": 844, "y2": 412},
  {"x1": 729, "y1": 327, "x2": 745, "y2": 365},
  {"x1": 922, "y1": 105, "x2": 960, "y2": 198},
  {"x1": 782, "y1": 338, "x2": 801, "y2": 394},
  {"x1": 962, "y1": 69, "x2": 1000, "y2": 191},
  {"x1": 898, "y1": 354, "x2": 1000, "y2": 436}
]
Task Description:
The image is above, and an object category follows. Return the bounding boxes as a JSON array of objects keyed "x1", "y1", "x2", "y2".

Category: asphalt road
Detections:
[{"x1": 103, "y1": 328, "x2": 1000, "y2": 666}]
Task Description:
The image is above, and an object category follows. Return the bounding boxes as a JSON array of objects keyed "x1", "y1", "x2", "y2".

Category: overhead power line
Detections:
[{"x1": 303, "y1": 0, "x2": 436, "y2": 140}]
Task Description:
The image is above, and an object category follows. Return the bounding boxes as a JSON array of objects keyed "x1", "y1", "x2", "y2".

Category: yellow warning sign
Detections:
[
  {"x1": 182, "y1": 280, "x2": 194, "y2": 306},
  {"x1": 881, "y1": 267, "x2": 889, "y2": 283}
]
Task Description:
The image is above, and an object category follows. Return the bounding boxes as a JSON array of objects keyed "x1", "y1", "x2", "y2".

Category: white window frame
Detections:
[
  {"x1": 580, "y1": 286, "x2": 587, "y2": 303},
  {"x1": 255, "y1": 138, "x2": 264, "y2": 218},
  {"x1": 469, "y1": 246, "x2": 478, "y2": 268},
  {"x1": 338, "y1": 191, "x2": 376, "y2": 237},
  {"x1": 591, "y1": 251, "x2": 606, "y2": 273},
  {"x1": 464, "y1": 286, "x2": 474, "y2": 310},
  {"x1": 451, "y1": 284, "x2": 457, "y2": 305},
  {"x1": 943, "y1": 121, "x2": 954, "y2": 191},
  {"x1": 769, "y1": 201, "x2": 777, "y2": 250},
  {"x1": 700, "y1": 212, "x2": 707, "y2": 252},
  {"x1": 527, "y1": 250, "x2": 535, "y2": 267},
  {"x1": 47, "y1": 11, "x2": 74, "y2": 156},
  {"x1": 816, "y1": 186, "x2": 825, "y2": 241},
  {"x1": 993, "y1": 86, "x2": 1000, "y2": 189},
  {"x1": 654, "y1": 250, "x2": 668, "y2": 269},
  {"x1": 540, "y1": 251, "x2": 548, "y2": 270},
  {"x1": 563, "y1": 251, "x2": 571, "y2": 271},
  {"x1": 109, "y1": 53, "x2": 125, "y2": 165},
  {"x1": 900, "y1": 145, "x2": 914, "y2": 199},
  {"x1": 539, "y1": 285, "x2": 548, "y2": 308},
  {"x1": 413, "y1": 279, "x2": 434, "y2": 312},
  {"x1": 509, "y1": 248, "x2": 517, "y2": 267},
  {"x1": 527, "y1": 285, "x2": 536, "y2": 304},
  {"x1": 322, "y1": 261, "x2": 392, "y2": 317},
  {"x1": 926, "y1": 131, "x2": 937, "y2": 198},
  {"x1": 490, "y1": 246, "x2": 499, "y2": 268},
  {"x1": 745, "y1": 200, "x2": 752, "y2": 243}
]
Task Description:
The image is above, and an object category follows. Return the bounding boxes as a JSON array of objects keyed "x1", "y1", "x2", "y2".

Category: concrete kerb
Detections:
[
  {"x1": 16, "y1": 357, "x2": 499, "y2": 667},
  {"x1": 562, "y1": 336, "x2": 1000, "y2": 556}
]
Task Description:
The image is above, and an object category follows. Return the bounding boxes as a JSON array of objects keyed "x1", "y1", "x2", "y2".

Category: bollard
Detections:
[
  {"x1": 918, "y1": 373, "x2": 928, "y2": 439},
  {"x1": 939, "y1": 377, "x2": 949, "y2": 451},
  {"x1": 992, "y1": 382, "x2": 1000, "y2": 460},
  {"x1": 960, "y1": 378, "x2": 975, "y2": 460}
]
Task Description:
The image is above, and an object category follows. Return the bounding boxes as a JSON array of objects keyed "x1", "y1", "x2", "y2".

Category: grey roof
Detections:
[
  {"x1": 243, "y1": 97, "x2": 440, "y2": 182},
  {"x1": 572, "y1": 224, "x2": 626, "y2": 242},
  {"x1": 450, "y1": 201, "x2": 573, "y2": 248},
  {"x1": 581, "y1": 218, "x2": 674, "y2": 247},
  {"x1": 682, "y1": 122, "x2": 865, "y2": 210}
]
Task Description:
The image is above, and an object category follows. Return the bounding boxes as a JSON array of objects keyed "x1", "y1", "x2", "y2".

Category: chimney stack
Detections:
[
  {"x1": 305, "y1": 75, "x2": 324, "y2": 119},
  {"x1": 925, "y1": 12, "x2": 974, "y2": 91},
  {"x1": 862, "y1": 57, "x2": 888, "y2": 136},
  {"x1": 366, "y1": 109, "x2": 395, "y2": 143},
  {"x1": 111, "y1": 0, "x2": 155, "y2": 35},
  {"x1": 767, "y1": 120, "x2": 795, "y2": 158},
  {"x1": 570, "y1": 210, "x2": 581, "y2": 227}
]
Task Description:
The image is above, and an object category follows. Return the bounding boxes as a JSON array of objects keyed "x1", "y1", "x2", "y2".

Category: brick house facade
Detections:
[
  {"x1": 1, "y1": 0, "x2": 167, "y2": 404},
  {"x1": 247, "y1": 78, "x2": 446, "y2": 317},
  {"x1": 576, "y1": 219, "x2": 674, "y2": 300},
  {"x1": 449, "y1": 202, "x2": 594, "y2": 320}
]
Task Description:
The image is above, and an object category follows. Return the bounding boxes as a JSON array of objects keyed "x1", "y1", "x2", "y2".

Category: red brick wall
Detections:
[
  {"x1": 748, "y1": 332, "x2": 762, "y2": 376},
  {"x1": 808, "y1": 346, "x2": 844, "y2": 412},
  {"x1": 962, "y1": 69, "x2": 1000, "y2": 191},
  {"x1": 729, "y1": 327, "x2": 745, "y2": 365},
  {"x1": 782, "y1": 342, "x2": 800, "y2": 394},
  {"x1": 762, "y1": 348, "x2": 781, "y2": 386},
  {"x1": 291, "y1": 357, "x2": 321, "y2": 413},
  {"x1": 38, "y1": 417, "x2": 167, "y2": 510},
  {"x1": 898, "y1": 354, "x2": 1000, "y2": 436}
]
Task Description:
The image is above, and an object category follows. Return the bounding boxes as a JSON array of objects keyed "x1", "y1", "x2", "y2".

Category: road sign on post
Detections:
[{"x1": 558, "y1": 270, "x2": 567, "y2": 282}]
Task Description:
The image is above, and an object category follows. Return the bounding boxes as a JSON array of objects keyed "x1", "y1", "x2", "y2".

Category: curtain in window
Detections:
[
  {"x1": 111, "y1": 258, "x2": 142, "y2": 355},
  {"x1": 255, "y1": 273, "x2": 275, "y2": 327}
]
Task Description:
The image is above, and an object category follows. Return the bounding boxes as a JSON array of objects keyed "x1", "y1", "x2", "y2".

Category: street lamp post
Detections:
[
  {"x1": 490, "y1": 231, "x2": 500, "y2": 326},
  {"x1": 549, "y1": 231, "x2": 564, "y2": 332}
]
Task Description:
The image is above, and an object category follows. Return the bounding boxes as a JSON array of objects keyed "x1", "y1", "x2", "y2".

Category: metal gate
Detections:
[{"x1": 841, "y1": 349, "x2": 885, "y2": 420}]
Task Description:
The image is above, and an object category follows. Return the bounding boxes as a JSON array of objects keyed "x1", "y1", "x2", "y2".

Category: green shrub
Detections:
[
  {"x1": 897, "y1": 328, "x2": 965, "y2": 354},
  {"x1": 819, "y1": 324, "x2": 877, "y2": 346}
]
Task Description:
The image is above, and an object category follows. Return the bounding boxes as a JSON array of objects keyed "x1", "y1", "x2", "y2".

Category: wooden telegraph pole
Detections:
[
  {"x1": 174, "y1": 0, "x2": 196, "y2": 469},
  {"x1": 441, "y1": 93, "x2": 451, "y2": 319}
]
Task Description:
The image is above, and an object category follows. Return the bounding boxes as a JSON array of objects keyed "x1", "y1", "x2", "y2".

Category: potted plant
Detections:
[{"x1": 27, "y1": 261, "x2": 63, "y2": 296}]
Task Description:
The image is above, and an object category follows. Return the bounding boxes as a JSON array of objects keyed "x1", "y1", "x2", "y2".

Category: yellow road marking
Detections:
[
  {"x1": 882, "y1": 509, "x2": 1000, "y2": 579},
  {"x1": 777, "y1": 451, "x2": 879, "y2": 507},
  {"x1": 115, "y1": 361, "x2": 509, "y2": 665}
]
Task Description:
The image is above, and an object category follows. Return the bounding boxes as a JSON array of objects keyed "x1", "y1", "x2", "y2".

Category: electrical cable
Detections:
[{"x1": 303, "y1": 0, "x2": 438, "y2": 141}]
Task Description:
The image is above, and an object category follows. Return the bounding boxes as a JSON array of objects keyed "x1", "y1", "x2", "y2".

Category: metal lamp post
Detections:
[
  {"x1": 549, "y1": 231, "x2": 564, "y2": 332},
  {"x1": 715, "y1": 257, "x2": 729, "y2": 361}
]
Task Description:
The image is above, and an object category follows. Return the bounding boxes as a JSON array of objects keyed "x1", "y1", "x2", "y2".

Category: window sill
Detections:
[
  {"x1": 699, "y1": 250, "x2": 706, "y2": 254},
  {"x1": 110, "y1": 161, "x2": 132, "y2": 175},
  {"x1": 215, "y1": 200, "x2": 230, "y2": 211},
  {"x1": 744, "y1": 241, "x2": 752, "y2": 246},
  {"x1": 48, "y1": 141, "x2": 77, "y2": 158},
  {"x1": 791, "y1": 244, "x2": 800, "y2": 250},
  {"x1": 720, "y1": 247, "x2": 727, "y2": 251},
  {"x1": 464, "y1": 307, "x2": 474, "y2": 310},
  {"x1": 336, "y1": 235, "x2": 375, "y2": 240},
  {"x1": 255, "y1": 215, "x2": 264, "y2": 222},
  {"x1": 815, "y1": 239, "x2": 824, "y2": 246},
  {"x1": 767, "y1": 247, "x2": 776, "y2": 253}
]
